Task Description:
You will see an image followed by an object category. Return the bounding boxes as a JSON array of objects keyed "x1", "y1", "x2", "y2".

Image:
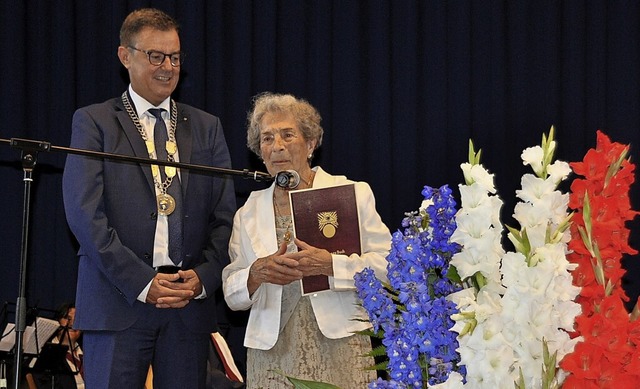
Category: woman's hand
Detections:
[
  {"x1": 285, "y1": 238, "x2": 334, "y2": 277},
  {"x1": 247, "y1": 241, "x2": 303, "y2": 295}
]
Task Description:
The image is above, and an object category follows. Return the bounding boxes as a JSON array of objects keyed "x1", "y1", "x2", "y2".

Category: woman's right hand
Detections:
[{"x1": 247, "y1": 241, "x2": 304, "y2": 295}]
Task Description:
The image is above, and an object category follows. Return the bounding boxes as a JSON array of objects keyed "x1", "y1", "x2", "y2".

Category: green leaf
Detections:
[
  {"x1": 542, "y1": 126, "x2": 557, "y2": 177},
  {"x1": 468, "y1": 139, "x2": 476, "y2": 164},
  {"x1": 582, "y1": 192, "x2": 593, "y2": 247},
  {"x1": 271, "y1": 370, "x2": 343, "y2": 389},
  {"x1": 468, "y1": 139, "x2": 483, "y2": 165},
  {"x1": 447, "y1": 265, "x2": 463, "y2": 284},
  {"x1": 604, "y1": 145, "x2": 629, "y2": 188},
  {"x1": 364, "y1": 344, "x2": 388, "y2": 358},
  {"x1": 544, "y1": 223, "x2": 552, "y2": 245},
  {"x1": 354, "y1": 328, "x2": 381, "y2": 338},
  {"x1": 514, "y1": 366, "x2": 526, "y2": 389},
  {"x1": 474, "y1": 271, "x2": 487, "y2": 289},
  {"x1": 592, "y1": 241, "x2": 606, "y2": 287},
  {"x1": 577, "y1": 225, "x2": 593, "y2": 254},
  {"x1": 506, "y1": 225, "x2": 530, "y2": 256},
  {"x1": 364, "y1": 360, "x2": 389, "y2": 372},
  {"x1": 550, "y1": 212, "x2": 574, "y2": 243},
  {"x1": 541, "y1": 339, "x2": 559, "y2": 389}
]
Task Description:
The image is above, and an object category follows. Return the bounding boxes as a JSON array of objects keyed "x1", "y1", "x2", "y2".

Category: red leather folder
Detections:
[{"x1": 289, "y1": 184, "x2": 362, "y2": 294}]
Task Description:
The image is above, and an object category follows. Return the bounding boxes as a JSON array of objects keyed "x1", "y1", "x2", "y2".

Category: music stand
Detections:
[{"x1": 29, "y1": 343, "x2": 74, "y2": 389}]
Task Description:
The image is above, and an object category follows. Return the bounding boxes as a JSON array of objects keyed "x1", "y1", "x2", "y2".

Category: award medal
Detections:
[
  {"x1": 157, "y1": 193, "x2": 176, "y2": 216},
  {"x1": 122, "y1": 92, "x2": 179, "y2": 215}
]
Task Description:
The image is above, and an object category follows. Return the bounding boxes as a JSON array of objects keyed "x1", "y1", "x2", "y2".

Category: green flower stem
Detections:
[
  {"x1": 604, "y1": 146, "x2": 628, "y2": 189},
  {"x1": 474, "y1": 271, "x2": 487, "y2": 289},
  {"x1": 539, "y1": 126, "x2": 556, "y2": 179},
  {"x1": 452, "y1": 311, "x2": 478, "y2": 337}
]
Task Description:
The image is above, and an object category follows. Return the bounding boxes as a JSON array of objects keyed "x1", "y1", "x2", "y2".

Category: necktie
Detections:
[{"x1": 149, "y1": 108, "x2": 183, "y2": 265}]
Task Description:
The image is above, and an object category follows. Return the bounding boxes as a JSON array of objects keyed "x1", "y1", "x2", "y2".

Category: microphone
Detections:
[{"x1": 274, "y1": 170, "x2": 300, "y2": 189}]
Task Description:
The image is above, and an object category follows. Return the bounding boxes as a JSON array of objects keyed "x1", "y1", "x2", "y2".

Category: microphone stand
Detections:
[
  {"x1": 7, "y1": 138, "x2": 42, "y2": 389},
  {"x1": 0, "y1": 137, "x2": 272, "y2": 389}
]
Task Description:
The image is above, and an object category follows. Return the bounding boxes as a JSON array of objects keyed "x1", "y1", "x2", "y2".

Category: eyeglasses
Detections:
[{"x1": 128, "y1": 46, "x2": 184, "y2": 67}]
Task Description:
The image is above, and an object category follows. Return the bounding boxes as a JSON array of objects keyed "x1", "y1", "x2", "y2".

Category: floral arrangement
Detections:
[
  {"x1": 281, "y1": 129, "x2": 638, "y2": 389},
  {"x1": 354, "y1": 185, "x2": 466, "y2": 388},
  {"x1": 559, "y1": 131, "x2": 640, "y2": 388},
  {"x1": 352, "y1": 128, "x2": 638, "y2": 389}
]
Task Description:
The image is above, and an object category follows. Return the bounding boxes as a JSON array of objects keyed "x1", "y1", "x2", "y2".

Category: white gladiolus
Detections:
[{"x1": 450, "y1": 132, "x2": 581, "y2": 389}]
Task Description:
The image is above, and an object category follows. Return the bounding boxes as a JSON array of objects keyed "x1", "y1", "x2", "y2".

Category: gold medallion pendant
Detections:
[
  {"x1": 283, "y1": 229, "x2": 292, "y2": 243},
  {"x1": 157, "y1": 193, "x2": 176, "y2": 216}
]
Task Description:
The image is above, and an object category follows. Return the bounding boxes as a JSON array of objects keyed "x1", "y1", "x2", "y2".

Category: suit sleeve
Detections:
[{"x1": 62, "y1": 107, "x2": 157, "y2": 305}]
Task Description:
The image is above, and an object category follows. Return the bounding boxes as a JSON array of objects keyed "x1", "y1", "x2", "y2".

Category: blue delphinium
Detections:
[
  {"x1": 354, "y1": 267, "x2": 397, "y2": 334},
  {"x1": 355, "y1": 185, "x2": 465, "y2": 388}
]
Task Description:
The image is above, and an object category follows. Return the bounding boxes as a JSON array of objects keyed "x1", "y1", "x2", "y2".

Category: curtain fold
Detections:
[{"x1": 1, "y1": 0, "x2": 639, "y2": 326}]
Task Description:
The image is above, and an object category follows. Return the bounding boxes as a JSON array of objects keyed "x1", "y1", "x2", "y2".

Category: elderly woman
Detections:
[{"x1": 222, "y1": 92, "x2": 391, "y2": 388}]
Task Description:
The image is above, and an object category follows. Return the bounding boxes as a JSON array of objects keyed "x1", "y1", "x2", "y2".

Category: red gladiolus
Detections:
[{"x1": 563, "y1": 131, "x2": 640, "y2": 387}]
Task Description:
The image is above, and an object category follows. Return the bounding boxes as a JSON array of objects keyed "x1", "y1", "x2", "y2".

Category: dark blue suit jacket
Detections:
[{"x1": 62, "y1": 95, "x2": 236, "y2": 334}]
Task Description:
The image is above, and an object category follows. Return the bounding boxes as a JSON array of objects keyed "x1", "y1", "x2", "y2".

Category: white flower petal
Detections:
[{"x1": 521, "y1": 146, "x2": 544, "y2": 175}]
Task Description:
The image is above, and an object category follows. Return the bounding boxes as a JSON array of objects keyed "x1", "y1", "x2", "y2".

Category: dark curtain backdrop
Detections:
[{"x1": 1, "y1": 0, "x2": 640, "y2": 365}]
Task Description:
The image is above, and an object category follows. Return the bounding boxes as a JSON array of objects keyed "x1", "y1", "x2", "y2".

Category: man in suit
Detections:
[{"x1": 62, "y1": 8, "x2": 236, "y2": 389}]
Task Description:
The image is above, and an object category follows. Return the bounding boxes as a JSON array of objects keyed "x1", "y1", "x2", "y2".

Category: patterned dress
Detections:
[{"x1": 246, "y1": 215, "x2": 376, "y2": 389}]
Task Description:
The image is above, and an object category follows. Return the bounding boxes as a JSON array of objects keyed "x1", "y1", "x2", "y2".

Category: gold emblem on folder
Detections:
[{"x1": 317, "y1": 211, "x2": 339, "y2": 238}]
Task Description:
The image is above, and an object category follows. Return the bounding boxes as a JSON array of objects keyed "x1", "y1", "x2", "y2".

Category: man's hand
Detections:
[{"x1": 146, "y1": 271, "x2": 197, "y2": 308}]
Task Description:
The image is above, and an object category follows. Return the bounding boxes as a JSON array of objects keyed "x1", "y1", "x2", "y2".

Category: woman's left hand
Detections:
[{"x1": 285, "y1": 238, "x2": 334, "y2": 277}]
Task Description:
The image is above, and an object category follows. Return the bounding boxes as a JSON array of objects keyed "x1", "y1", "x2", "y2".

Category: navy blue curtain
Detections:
[{"x1": 1, "y1": 0, "x2": 640, "y2": 366}]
